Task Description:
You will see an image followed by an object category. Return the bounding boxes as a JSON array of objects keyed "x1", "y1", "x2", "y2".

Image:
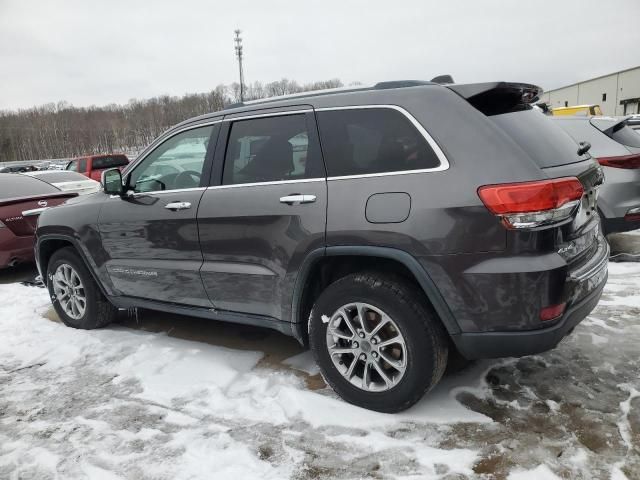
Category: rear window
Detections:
[
  {"x1": 316, "y1": 108, "x2": 440, "y2": 177},
  {"x1": 555, "y1": 119, "x2": 630, "y2": 158},
  {"x1": 0, "y1": 174, "x2": 60, "y2": 199},
  {"x1": 607, "y1": 124, "x2": 640, "y2": 148},
  {"x1": 92, "y1": 156, "x2": 128, "y2": 169},
  {"x1": 490, "y1": 109, "x2": 589, "y2": 168}
]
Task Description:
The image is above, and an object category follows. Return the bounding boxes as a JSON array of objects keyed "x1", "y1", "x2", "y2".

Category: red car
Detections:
[
  {"x1": 0, "y1": 173, "x2": 77, "y2": 268},
  {"x1": 66, "y1": 154, "x2": 129, "y2": 181}
]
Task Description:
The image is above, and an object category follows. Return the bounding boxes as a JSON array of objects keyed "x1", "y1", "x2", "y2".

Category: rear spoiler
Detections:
[
  {"x1": 446, "y1": 82, "x2": 543, "y2": 116},
  {"x1": 0, "y1": 191, "x2": 77, "y2": 208}
]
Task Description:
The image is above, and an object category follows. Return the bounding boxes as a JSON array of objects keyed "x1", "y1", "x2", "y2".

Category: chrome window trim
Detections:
[
  {"x1": 109, "y1": 187, "x2": 207, "y2": 199},
  {"x1": 326, "y1": 168, "x2": 447, "y2": 181},
  {"x1": 207, "y1": 178, "x2": 325, "y2": 191},
  {"x1": 224, "y1": 109, "x2": 313, "y2": 121},
  {"x1": 315, "y1": 104, "x2": 450, "y2": 176},
  {"x1": 122, "y1": 103, "x2": 450, "y2": 193}
]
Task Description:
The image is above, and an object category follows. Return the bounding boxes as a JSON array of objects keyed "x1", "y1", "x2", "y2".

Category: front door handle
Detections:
[
  {"x1": 164, "y1": 201, "x2": 191, "y2": 211},
  {"x1": 279, "y1": 194, "x2": 317, "y2": 205}
]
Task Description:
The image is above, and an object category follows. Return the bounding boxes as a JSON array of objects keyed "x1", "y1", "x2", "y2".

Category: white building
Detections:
[{"x1": 540, "y1": 66, "x2": 640, "y2": 116}]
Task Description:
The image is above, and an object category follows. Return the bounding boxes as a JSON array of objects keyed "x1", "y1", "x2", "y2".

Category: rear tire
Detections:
[
  {"x1": 47, "y1": 247, "x2": 117, "y2": 329},
  {"x1": 309, "y1": 272, "x2": 448, "y2": 413}
]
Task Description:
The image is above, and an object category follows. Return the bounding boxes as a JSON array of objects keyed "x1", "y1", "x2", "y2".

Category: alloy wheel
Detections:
[
  {"x1": 52, "y1": 263, "x2": 86, "y2": 320},
  {"x1": 325, "y1": 302, "x2": 407, "y2": 392}
]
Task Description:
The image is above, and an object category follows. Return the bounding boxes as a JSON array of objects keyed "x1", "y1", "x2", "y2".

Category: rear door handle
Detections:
[
  {"x1": 164, "y1": 201, "x2": 191, "y2": 211},
  {"x1": 279, "y1": 194, "x2": 317, "y2": 205}
]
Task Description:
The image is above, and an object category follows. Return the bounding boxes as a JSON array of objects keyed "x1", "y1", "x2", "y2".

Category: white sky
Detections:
[{"x1": 1, "y1": 0, "x2": 639, "y2": 110}]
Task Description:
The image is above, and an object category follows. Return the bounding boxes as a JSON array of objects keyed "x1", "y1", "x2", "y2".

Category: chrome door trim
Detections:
[
  {"x1": 326, "y1": 168, "x2": 445, "y2": 181},
  {"x1": 206, "y1": 178, "x2": 325, "y2": 191},
  {"x1": 109, "y1": 187, "x2": 207, "y2": 199},
  {"x1": 315, "y1": 104, "x2": 450, "y2": 175}
]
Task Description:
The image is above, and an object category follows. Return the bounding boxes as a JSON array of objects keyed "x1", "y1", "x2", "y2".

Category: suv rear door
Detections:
[
  {"x1": 197, "y1": 107, "x2": 327, "y2": 321},
  {"x1": 97, "y1": 123, "x2": 219, "y2": 307}
]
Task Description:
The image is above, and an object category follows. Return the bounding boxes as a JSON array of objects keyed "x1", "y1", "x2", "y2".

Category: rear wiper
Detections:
[{"x1": 577, "y1": 141, "x2": 591, "y2": 156}]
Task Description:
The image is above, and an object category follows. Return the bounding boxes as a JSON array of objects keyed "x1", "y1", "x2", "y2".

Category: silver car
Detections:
[{"x1": 552, "y1": 116, "x2": 640, "y2": 234}]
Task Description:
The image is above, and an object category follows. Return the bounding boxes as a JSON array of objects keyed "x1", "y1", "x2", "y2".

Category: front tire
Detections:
[
  {"x1": 47, "y1": 247, "x2": 117, "y2": 329},
  {"x1": 309, "y1": 272, "x2": 448, "y2": 413}
]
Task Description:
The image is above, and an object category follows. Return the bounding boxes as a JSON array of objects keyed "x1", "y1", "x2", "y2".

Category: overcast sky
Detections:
[{"x1": 1, "y1": 0, "x2": 639, "y2": 110}]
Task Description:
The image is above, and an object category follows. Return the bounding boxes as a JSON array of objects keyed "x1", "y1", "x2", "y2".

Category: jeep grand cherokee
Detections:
[{"x1": 35, "y1": 80, "x2": 608, "y2": 412}]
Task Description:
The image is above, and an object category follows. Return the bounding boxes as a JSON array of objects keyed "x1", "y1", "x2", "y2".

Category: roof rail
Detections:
[{"x1": 373, "y1": 80, "x2": 432, "y2": 89}]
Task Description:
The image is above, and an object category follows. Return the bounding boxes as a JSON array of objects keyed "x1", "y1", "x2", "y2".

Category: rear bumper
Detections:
[
  {"x1": 452, "y1": 252, "x2": 608, "y2": 360},
  {"x1": 0, "y1": 229, "x2": 34, "y2": 268}
]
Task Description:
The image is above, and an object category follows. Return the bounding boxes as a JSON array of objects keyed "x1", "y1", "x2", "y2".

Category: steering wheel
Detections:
[{"x1": 174, "y1": 170, "x2": 201, "y2": 189}]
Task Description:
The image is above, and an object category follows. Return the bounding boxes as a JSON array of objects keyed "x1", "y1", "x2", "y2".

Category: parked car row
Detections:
[
  {"x1": 551, "y1": 116, "x2": 640, "y2": 234},
  {"x1": 2, "y1": 79, "x2": 637, "y2": 412},
  {"x1": 0, "y1": 174, "x2": 78, "y2": 268}
]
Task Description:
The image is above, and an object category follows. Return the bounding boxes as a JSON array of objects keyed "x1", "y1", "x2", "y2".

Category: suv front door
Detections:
[
  {"x1": 198, "y1": 109, "x2": 327, "y2": 321},
  {"x1": 98, "y1": 123, "x2": 219, "y2": 307}
]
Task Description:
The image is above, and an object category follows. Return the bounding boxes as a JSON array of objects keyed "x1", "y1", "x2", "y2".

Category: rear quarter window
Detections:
[{"x1": 316, "y1": 108, "x2": 441, "y2": 177}]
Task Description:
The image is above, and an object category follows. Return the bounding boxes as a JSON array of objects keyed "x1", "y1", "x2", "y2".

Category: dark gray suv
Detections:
[{"x1": 35, "y1": 80, "x2": 609, "y2": 412}]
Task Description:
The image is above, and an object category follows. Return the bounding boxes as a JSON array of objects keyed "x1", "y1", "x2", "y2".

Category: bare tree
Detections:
[{"x1": 0, "y1": 78, "x2": 345, "y2": 162}]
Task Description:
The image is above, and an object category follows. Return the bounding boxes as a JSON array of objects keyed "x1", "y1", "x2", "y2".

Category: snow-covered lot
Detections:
[{"x1": 0, "y1": 263, "x2": 639, "y2": 479}]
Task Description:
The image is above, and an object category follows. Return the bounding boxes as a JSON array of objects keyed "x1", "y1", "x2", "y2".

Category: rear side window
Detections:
[
  {"x1": 0, "y1": 174, "x2": 60, "y2": 198},
  {"x1": 223, "y1": 114, "x2": 323, "y2": 185},
  {"x1": 92, "y1": 156, "x2": 128, "y2": 169},
  {"x1": 316, "y1": 108, "x2": 440, "y2": 177}
]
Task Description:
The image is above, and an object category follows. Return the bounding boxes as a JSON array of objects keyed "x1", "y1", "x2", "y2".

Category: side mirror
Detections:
[{"x1": 101, "y1": 168, "x2": 124, "y2": 195}]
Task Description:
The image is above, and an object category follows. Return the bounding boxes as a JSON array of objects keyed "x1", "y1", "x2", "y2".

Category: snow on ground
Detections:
[{"x1": 0, "y1": 262, "x2": 639, "y2": 479}]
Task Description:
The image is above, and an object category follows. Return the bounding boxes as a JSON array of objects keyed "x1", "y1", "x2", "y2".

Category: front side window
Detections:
[
  {"x1": 129, "y1": 125, "x2": 214, "y2": 193},
  {"x1": 78, "y1": 159, "x2": 87, "y2": 172},
  {"x1": 316, "y1": 108, "x2": 440, "y2": 177},
  {"x1": 222, "y1": 114, "x2": 322, "y2": 185}
]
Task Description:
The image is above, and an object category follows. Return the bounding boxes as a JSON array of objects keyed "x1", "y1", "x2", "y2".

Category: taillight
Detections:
[
  {"x1": 478, "y1": 177, "x2": 584, "y2": 229},
  {"x1": 625, "y1": 207, "x2": 640, "y2": 222},
  {"x1": 597, "y1": 154, "x2": 640, "y2": 169}
]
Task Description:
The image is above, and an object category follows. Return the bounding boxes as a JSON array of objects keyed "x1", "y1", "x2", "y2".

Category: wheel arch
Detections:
[
  {"x1": 37, "y1": 234, "x2": 114, "y2": 298},
  {"x1": 291, "y1": 246, "x2": 460, "y2": 345}
]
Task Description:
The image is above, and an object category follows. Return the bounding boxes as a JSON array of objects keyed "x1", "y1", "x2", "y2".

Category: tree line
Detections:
[{"x1": 0, "y1": 78, "x2": 344, "y2": 162}]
